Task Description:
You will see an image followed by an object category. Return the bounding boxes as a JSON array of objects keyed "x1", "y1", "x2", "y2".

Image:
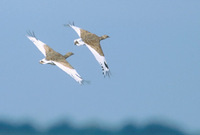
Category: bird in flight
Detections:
[
  {"x1": 66, "y1": 23, "x2": 110, "y2": 77},
  {"x1": 27, "y1": 31, "x2": 85, "y2": 84}
]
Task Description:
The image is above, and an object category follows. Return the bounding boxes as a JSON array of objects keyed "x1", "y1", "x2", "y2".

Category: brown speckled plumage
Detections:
[
  {"x1": 80, "y1": 29, "x2": 104, "y2": 56},
  {"x1": 44, "y1": 45, "x2": 74, "y2": 69}
]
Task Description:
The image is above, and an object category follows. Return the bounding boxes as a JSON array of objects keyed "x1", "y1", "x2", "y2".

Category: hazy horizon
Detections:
[{"x1": 0, "y1": 0, "x2": 200, "y2": 133}]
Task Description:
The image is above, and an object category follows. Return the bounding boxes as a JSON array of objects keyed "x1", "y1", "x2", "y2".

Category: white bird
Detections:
[
  {"x1": 66, "y1": 23, "x2": 110, "y2": 77},
  {"x1": 27, "y1": 31, "x2": 85, "y2": 84}
]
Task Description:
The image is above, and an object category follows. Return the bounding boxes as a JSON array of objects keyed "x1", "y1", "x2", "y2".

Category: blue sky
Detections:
[{"x1": 0, "y1": 0, "x2": 200, "y2": 132}]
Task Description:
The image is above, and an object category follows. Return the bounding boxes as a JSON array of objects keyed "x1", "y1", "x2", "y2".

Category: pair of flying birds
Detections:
[{"x1": 27, "y1": 24, "x2": 110, "y2": 84}]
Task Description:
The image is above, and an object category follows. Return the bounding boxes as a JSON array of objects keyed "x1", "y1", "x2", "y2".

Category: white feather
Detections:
[
  {"x1": 27, "y1": 36, "x2": 46, "y2": 56},
  {"x1": 69, "y1": 25, "x2": 81, "y2": 37},
  {"x1": 53, "y1": 61, "x2": 83, "y2": 84},
  {"x1": 86, "y1": 45, "x2": 110, "y2": 76}
]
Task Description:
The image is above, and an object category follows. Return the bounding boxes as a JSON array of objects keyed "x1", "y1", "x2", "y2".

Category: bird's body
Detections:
[
  {"x1": 27, "y1": 32, "x2": 85, "y2": 84},
  {"x1": 80, "y1": 29, "x2": 105, "y2": 56},
  {"x1": 43, "y1": 45, "x2": 74, "y2": 69},
  {"x1": 67, "y1": 24, "x2": 110, "y2": 77}
]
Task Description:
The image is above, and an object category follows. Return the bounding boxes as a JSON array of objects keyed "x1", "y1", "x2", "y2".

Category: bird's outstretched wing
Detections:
[
  {"x1": 67, "y1": 23, "x2": 82, "y2": 37},
  {"x1": 27, "y1": 31, "x2": 47, "y2": 56},
  {"x1": 86, "y1": 44, "x2": 110, "y2": 77},
  {"x1": 53, "y1": 60, "x2": 84, "y2": 84}
]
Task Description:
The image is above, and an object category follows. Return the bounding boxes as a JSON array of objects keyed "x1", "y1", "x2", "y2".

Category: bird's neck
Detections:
[{"x1": 99, "y1": 36, "x2": 106, "y2": 41}]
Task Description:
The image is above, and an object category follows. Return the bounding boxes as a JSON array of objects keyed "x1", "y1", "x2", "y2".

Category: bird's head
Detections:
[{"x1": 100, "y1": 35, "x2": 110, "y2": 40}]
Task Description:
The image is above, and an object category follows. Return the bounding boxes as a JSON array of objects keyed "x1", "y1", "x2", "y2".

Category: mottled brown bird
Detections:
[
  {"x1": 67, "y1": 23, "x2": 110, "y2": 77},
  {"x1": 27, "y1": 31, "x2": 85, "y2": 84}
]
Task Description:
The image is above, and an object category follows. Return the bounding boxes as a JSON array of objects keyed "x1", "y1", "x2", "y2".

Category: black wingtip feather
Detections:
[
  {"x1": 27, "y1": 30, "x2": 37, "y2": 39},
  {"x1": 64, "y1": 21, "x2": 75, "y2": 27}
]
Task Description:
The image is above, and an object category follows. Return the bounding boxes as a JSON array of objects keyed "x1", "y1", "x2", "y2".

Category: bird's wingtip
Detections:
[
  {"x1": 80, "y1": 80, "x2": 90, "y2": 85},
  {"x1": 63, "y1": 21, "x2": 75, "y2": 27},
  {"x1": 103, "y1": 70, "x2": 112, "y2": 78},
  {"x1": 26, "y1": 30, "x2": 37, "y2": 39}
]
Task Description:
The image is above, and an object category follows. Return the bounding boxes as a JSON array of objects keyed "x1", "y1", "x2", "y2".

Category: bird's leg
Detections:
[
  {"x1": 74, "y1": 38, "x2": 85, "y2": 46},
  {"x1": 39, "y1": 58, "x2": 54, "y2": 65}
]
